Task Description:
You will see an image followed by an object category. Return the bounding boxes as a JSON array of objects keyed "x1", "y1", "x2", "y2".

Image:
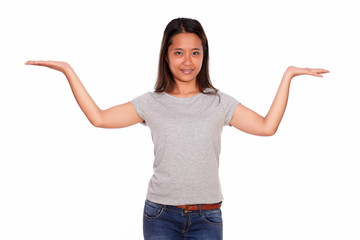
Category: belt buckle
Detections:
[{"x1": 184, "y1": 204, "x2": 196, "y2": 213}]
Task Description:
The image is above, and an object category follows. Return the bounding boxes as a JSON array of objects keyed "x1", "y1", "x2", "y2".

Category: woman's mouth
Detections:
[{"x1": 181, "y1": 69, "x2": 194, "y2": 75}]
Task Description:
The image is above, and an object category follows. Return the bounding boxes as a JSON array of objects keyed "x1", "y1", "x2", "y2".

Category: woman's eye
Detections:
[
  {"x1": 193, "y1": 52, "x2": 200, "y2": 56},
  {"x1": 175, "y1": 51, "x2": 182, "y2": 55}
]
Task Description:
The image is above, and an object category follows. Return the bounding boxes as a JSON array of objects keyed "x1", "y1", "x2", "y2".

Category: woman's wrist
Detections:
[
  {"x1": 62, "y1": 63, "x2": 74, "y2": 76},
  {"x1": 285, "y1": 66, "x2": 297, "y2": 79},
  {"x1": 282, "y1": 67, "x2": 295, "y2": 84}
]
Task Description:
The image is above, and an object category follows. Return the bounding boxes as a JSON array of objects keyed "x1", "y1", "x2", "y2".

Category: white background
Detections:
[{"x1": 1, "y1": 0, "x2": 359, "y2": 239}]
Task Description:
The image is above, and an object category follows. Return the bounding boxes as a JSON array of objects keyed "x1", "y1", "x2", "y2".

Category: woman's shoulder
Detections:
[
  {"x1": 131, "y1": 90, "x2": 167, "y2": 103},
  {"x1": 217, "y1": 89, "x2": 240, "y2": 105},
  {"x1": 214, "y1": 88, "x2": 236, "y2": 97},
  {"x1": 202, "y1": 88, "x2": 229, "y2": 98}
]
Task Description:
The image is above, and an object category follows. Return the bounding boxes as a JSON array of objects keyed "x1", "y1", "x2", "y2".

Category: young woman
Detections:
[{"x1": 25, "y1": 18, "x2": 329, "y2": 240}]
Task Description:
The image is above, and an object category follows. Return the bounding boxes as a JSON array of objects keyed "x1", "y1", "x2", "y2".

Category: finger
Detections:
[
  {"x1": 25, "y1": 60, "x2": 52, "y2": 67},
  {"x1": 25, "y1": 60, "x2": 36, "y2": 65},
  {"x1": 306, "y1": 70, "x2": 324, "y2": 77},
  {"x1": 315, "y1": 73, "x2": 327, "y2": 77},
  {"x1": 311, "y1": 68, "x2": 330, "y2": 73},
  {"x1": 309, "y1": 73, "x2": 322, "y2": 77},
  {"x1": 25, "y1": 60, "x2": 45, "y2": 65}
]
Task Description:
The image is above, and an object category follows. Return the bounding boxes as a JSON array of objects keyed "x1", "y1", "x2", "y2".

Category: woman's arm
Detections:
[
  {"x1": 25, "y1": 60, "x2": 144, "y2": 128},
  {"x1": 229, "y1": 66, "x2": 330, "y2": 136}
]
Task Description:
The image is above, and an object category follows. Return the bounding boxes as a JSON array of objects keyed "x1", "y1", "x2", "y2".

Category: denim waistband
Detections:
[{"x1": 145, "y1": 199, "x2": 222, "y2": 213}]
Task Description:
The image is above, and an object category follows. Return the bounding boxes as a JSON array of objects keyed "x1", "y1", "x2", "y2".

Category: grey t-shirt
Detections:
[{"x1": 130, "y1": 88, "x2": 240, "y2": 205}]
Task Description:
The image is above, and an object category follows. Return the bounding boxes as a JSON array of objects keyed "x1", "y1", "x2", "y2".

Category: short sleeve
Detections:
[
  {"x1": 218, "y1": 90, "x2": 240, "y2": 126},
  {"x1": 130, "y1": 92, "x2": 150, "y2": 126}
]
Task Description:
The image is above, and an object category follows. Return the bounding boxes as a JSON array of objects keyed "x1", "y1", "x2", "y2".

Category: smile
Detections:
[{"x1": 181, "y1": 69, "x2": 194, "y2": 75}]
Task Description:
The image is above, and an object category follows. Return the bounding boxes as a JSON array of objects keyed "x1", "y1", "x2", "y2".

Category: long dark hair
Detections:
[{"x1": 154, "y1": 18, "x2": 218, "y2": 97}]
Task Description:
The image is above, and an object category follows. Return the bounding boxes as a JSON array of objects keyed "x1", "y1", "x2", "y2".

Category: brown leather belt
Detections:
[{"x1": 175, "y1": 202, "x2": 222, "y2": 212}]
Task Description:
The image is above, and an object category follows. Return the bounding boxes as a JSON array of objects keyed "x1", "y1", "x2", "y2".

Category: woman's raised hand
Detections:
[
  {"x1": 229, "y1": 65, "x2": 330, "y2": 136},
  {"x1": 25, "y1": 59, "x2": 144, "y2": 128},
  {"x1": 25, "y1": 60, "x2": 72, "y2": 74},
  {"x1": 286, "y1": 66, "x2": 330, "y2": 78}
]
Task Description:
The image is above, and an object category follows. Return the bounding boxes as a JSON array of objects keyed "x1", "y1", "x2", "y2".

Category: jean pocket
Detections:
[
  {"x1": 201, "y1": 208, "x2": 223, "y2": 225},
  {"x1": 144, "y1": 200, "x2": 164, "y2": 219}
]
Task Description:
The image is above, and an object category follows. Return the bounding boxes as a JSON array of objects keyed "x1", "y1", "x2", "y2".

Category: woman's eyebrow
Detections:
[{"x1": 173, "y1": 48, "x2": 201, "y2": 50}]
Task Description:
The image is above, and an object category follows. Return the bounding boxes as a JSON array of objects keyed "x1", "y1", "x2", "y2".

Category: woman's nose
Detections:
[{"x1": 183, "y1": 54, "x2": 192, "y2": 66}]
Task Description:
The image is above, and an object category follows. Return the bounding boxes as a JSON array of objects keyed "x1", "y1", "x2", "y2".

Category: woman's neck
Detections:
[{"x1": 169, "y1": 82, "x2": 200, "y2": 96}]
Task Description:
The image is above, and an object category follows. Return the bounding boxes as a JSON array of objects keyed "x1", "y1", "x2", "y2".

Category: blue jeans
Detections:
[{"x1": 143, "y1": 199, "x2": 223, "y2": 240}]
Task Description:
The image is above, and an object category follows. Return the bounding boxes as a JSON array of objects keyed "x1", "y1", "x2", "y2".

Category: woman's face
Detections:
[{"x1": 167, "y1": 33, "x2": 203, "y2": 86}]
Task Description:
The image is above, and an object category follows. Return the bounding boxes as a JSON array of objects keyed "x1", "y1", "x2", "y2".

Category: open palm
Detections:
[
  {"x1": 25, "y1": 60, "x2": 71, "y2": 74},
  {"x1": 286, "y1": 66, "x2": 329, "y2": 78}
]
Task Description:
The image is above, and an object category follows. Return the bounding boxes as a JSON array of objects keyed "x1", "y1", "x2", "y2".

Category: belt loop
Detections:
[{"x1": 199, "y1": 204, "x2": 202, "y2": 215}]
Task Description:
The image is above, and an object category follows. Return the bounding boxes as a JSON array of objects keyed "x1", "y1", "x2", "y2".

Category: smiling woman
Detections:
[
  {"x1": 25, "y1": 17, "x2": 329, "y2": 240},
  {"x1": 154, "y1": 18, "x2": 215, "y2": 98},
  {"x1": 166, "y1": 33, "x2": 204, "y2": 96}
]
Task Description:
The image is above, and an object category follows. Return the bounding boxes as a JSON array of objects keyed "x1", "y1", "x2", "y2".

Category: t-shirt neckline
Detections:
[
  {"x1": 164, "y1": 91, "x2": 203, "y2": 100},
  {"x1": 163, "y1": 88, "x2": 213, "y2": 100}
]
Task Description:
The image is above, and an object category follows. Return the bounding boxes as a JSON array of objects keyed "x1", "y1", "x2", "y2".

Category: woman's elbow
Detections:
[
  {"x1": 90, "y1": 118, "x2": 104, "y2": 128},
  {"x1": 262, "y1": 127, "x2": 277, "y2": 136}
]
